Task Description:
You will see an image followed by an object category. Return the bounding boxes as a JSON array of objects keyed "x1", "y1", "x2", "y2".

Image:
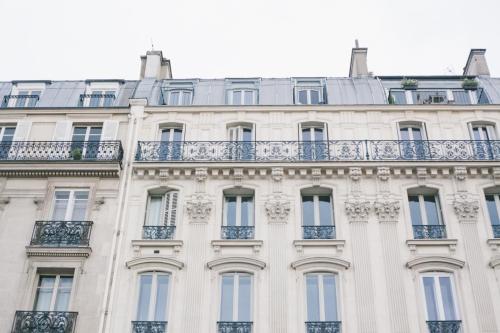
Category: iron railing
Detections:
[
  {"x1": 2, "y1": 95, "x2": 40, "y2": 108},
  {"x1": 79, "y1": 94, "x2": 116, "y2": 107},
  {"x1": 30, "y1": 221, "x2": 93, "y2": 247},
  {"x1": 492, "y1": 225, "x2": 500, "y2": 238},
  {"x1": 136, "y1": 140, "x2": 500, "y2": 162},
  {"x1": 131, "y1": 321, "x2": 167, "y2": 333},
  {"x1": 303, "y1": 226, "x2": 336, "y2": 239},
  {"x1": 11, "y1": 311, "x2": 78, "y2": 333},
  {"x1": 413, "y1": 225, "x2": 447, "y2": 239},
  {"x1": 143, "y1": 226, "x2": 176, "y2": 240},
  {"x1": 221, "y1": 226, "x2": 255, "y2": 239},
  {"x1": 217, "y1": 321, "x2": 252, "y2": 333},
  {"x1": 426, "y1": 320, "x2": 461, "y2": 333},
  {"x1": 0, "y1": 141, "x2": 123, "y2": 162},
  {"x1": 305, "y1": 321, "x2": 342, "y2": 333}
]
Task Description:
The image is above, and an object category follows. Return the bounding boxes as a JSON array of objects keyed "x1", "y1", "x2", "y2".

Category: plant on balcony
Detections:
[
  {"x1": 71, "y1": 147, "x2": 83, "y2": 160},
  {"x1": 401, "y1": 78, "x2": 418, "y2": 90},
  {"x1": 462, "y1": 78, "x2": 478, "y2": 90}
]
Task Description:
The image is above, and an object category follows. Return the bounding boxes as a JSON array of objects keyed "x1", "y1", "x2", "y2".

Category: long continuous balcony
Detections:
[
  {"x1": 142, "y1": 226, "x2": 176, "y2": 240},
  {"x1": 30, "y1": 221, "x2": 93, "y2": 247},
  {"x1": 426, "y1": 320, "x2": 461, "y2": 333},
  {"x1": 132, "y1": 321, "x2": 167, "y2": 333},
  {"x1": 305, "y1": 321, "x2": 342, "y2": 333},
  {"x1": 217, "y1": 321, "x2": 252, "y2": 333},
  {"x1": 136, "y1": 140, "x2": 500, "y2": 162},
  {"x1": 11, "y1": 311, "x2": 78, "y2": 333},
  {"x1": 413, "y1": 225, "x2": 447, "y2": 239},
  {"x1": 303, "y1": 226, "x2": 336, "y2": 239}
]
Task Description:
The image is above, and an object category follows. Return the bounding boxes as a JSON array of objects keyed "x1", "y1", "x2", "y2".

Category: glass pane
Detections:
[
  {"x1": 88, "y1": 127, "x2": 102, "y2": 141},
  {"x1": 225, "y1": 197, "x2": 237, "y2": 226},
  {"x1": 400, "y1": 127, "x2": 410, "y2": 140},
  {"x1": 181, "y1": 91, "x2": 192, "y2": 105},
  {"x1": 453, "y1": 91, "x2": 471, "y2": 104},
  {"x1": 72, "y1": 191, "x2": 89, "y2": 221},
  {"x1": 137, "y1": 274, "x2": 153, "y2": 320},
  {"x1": 34, "y1": 276, "x2": 55, "y2": 311},
  {"x1": 238, "y1": 275, "x2": 251, "y2": 321},
  {"x1": 302, "y1": 128, "x2": 311, "y2": 141},
  {"x1": 409, "y1": 195, "x2": 423, "y2": 225},
  {"x1": 72, "y1": 127, "x2": 87, "y2": 141},
  {"x1": 298, "y1": 90, "x2": 308, "y2": 104},
  {"x1": 486, "y1": 195, "x2": 500, "y2": 225},
  {"x1": 173, "y1": 128, "x2": 183, "y2": 141},
  {"x1": 424, "y1": 196, "x2": 441, "y2": 225},
  {"x1": 154, "y1": 275, "x2": 170, "y2": 321},
  {"x1": 472, "y1": 127, "x2": 482, "y2": 141},
  {"x1": 16, "y1": 91, "x2": 28, "y2": 107},
  {"x1": 319, "y1": 196, "x2": 333, "y2": 226},
  {"x1": 233, "y1": 91, "x2": 242, "y2": 105},
  {"x1": 323, "y1": 274, "x2": 338, "y2": 321},
  {"x1": 439, "y1": 277, "x2": 457, "y2": 320},
  {"x1": 412, "y1": 128, "x2": 423, "y2": 141},
  {"x1": 53, "y1": 191, "x2": 70, "y2": 220},
  {"x1": 161, "y1": 129, "x2": 172, "y2": 142},
  {"x1": 169, "y1": 91, "x2": 179, "y2": 105},
  {"x1": 220, "y1": 275, "x2": 234, "y2": 321},
  {"x1": 392, "y1": 91, "x2": 406, "y2": 104},
  {"x1": 2, "y1": 127, "x2": 16, "y2": 142},
  {"x1": 28, "y1": 91, "x2": 41, "y2": 107},
  {"x1": 242, "y1": 128, "x2": 253, "y2": 142},
  {"x1": 423, "y1": 277, "x2": 438, "y2": 321},
  {"x1": 89, "y1": 91, "x2": 102, "y2": 107},
  {"x1": 241, "y1": 197, "x2": 253, "y2": 226},
  {"x1": 103, "y1": 91, "x2": 115, "y2": 107},
  {"x1": 313, "y1": 128, "x2": 324, "y2": 142},
  {"x1": 302, "y1": 196, "x2": 314, "y2": 226},
  {"x1": 306, "y1": 275, "x2": 320, "y2": 321},
  {"x1": 244, "y1": 91, "x2": 254, "y2": 105},
  {"x1": 146, "y1": 196, "x2": 163, "y2": 226},
  {"x1": 54, "y1": 277, "x2": 73, "y2": 311},
  {"x1": 310, "y1": 90, "x2": 320, "y2": 104}
]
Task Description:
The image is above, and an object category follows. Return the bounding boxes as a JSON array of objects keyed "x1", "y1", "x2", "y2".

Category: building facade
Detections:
[{"x1": 1, "y1": 48, "x2": 500, "y2": 333}]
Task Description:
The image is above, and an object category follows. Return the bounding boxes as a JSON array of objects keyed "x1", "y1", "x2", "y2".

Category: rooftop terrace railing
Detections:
[
  {"x1": 2, "y1": 94, "x2": 40, "y2": 108},
  {"x1": 136, "y1": 140, "x2": 500, "y2": 162}
]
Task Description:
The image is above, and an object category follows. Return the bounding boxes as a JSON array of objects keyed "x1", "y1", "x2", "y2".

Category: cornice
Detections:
[
  {"x1": 25, "y1": 246, "x2": 92, "y2": 258},
  {"x1": 291, "y1": 256, "x2": 351, "y2": 270}
]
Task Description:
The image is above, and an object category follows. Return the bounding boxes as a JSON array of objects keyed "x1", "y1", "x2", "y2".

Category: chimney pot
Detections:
[
  {"x1": 140, "y1": 50, "x2": 172, "y2": 80},
  {"x1": 349, "y1": 46, "x2": 369, "y2": 78},
  {"x1": 463, "y1": 49, "x2": 490, "y2": 77}
]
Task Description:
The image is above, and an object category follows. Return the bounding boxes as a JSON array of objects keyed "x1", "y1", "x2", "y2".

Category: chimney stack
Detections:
[
  {"x1": 463, "y1": 49, "x2": 490, "y2": 77},
  {"x1": 140, "y1": 50, "x2": 172, "y2": 80},
  {"x1": 349, "y1": 40, "x2": 369, "y2": 78}
]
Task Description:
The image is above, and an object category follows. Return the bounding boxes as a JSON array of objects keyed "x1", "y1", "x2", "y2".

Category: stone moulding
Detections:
[
  {"x1": 406, "y1": 256, "x2": 465, "y2": 270},
  {"x1": 126, "y1": 256, "x2": 184, "y2": 270},
  {"x1": 265, "y1": 195, "x2": 291, "y2": 224},
  {"x1": 453, "y1": 193, "x2": 479, "y2": 221},
  {"x1": 211, "y1": 240, "x2": 263, "y2": 254},
  {"x1": 490, "y1": 256, "x2": 500, "y2": 268},
  {"x1": 291, "y1": 256, "x2": 351, "y2": 270},
  {"x1": 185, "y1": 193, "x2": 213, "y2": 224},
  {"x1": 373, "y1": 198, "x2": 400, "y2": 222},
  {"x1": 406, "y1": 239, "x2": 458, "y2": 254},
  {"x1": 207, "y1": 257, "x2": 266, "y2": 270},
  {"x1": 25, "y1": 246, "x2": 92, "y2": 258},
  {"x1": 293, "y1": 239, "x2": 346, "y2": 254}
]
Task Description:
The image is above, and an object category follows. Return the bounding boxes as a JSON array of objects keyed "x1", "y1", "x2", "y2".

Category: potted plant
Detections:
[
  {"x1": 462, "y1": 78, "x2": 478, "y2": 90},
  {"x1": 401, "y1": 78, "x2": 418, "y2": 90},
  {"x1": 71, "y1": 147, "x2": 83, "y2": 160}
]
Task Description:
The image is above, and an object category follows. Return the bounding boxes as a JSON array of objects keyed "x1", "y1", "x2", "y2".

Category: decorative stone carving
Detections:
[
  {"x1": 195, "y1": 168, "x2": 208, "y2": 182},
  {"x1": 0, "y1": 197, "x2": 10, "y2": 212},
  {"x1": 349, "y1": 167, "x2": 362, "y2": 181},
  {"x1": 265, "y1": 194, "x2": 291, "y2": 224},
  {"x1": 33, "y1": 197, "x2": 45, "y2": 211},
  {"x1": 377, "y1": 167, "x2": 391, "y2": 181},
  {"x1": 271, "y1": 168, "x2": 284, "y2": 182},
  {"x1": 92, "y1": 197, "x2": 106, "y2": 211},
  {"x1": 373, "y1": 197, "x2": 400, "y2": 222},
  {"x1": 159, "y1": 169, "x2": 169, "y2": 184},
  {"x1": 453, "y1": 192, "x2": 479, "y2": 221},
  {"x1": 311, "y1": 168, "x2": 321, "y2": 186},
  {"x1": 185, "y1": 193, "x2": 213, "y2": 224},
  {"x1": 234, "y1": 168, "x2": 244, "y2": 187},
  {"x1": 345, "y1": 197, "x2": 371, "y2": 222},
  {"x1": 454, "y1": 166, "x2": 467, "y2": 181}
]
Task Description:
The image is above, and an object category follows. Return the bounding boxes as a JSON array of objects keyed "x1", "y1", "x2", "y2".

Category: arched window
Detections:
[
  {"x1": 218, "y1": 272, "x2": 253, "y2": 332},
  {"x1": 304, "y1": 272, "x2": 341, "y2": 332},
  {"x1": 222, "y1": 188, "x2": 255, "y2": 239},
  {"x1": 301, "y1": 188, "x2": 335, "y2": 239},
  {"x1": 407, "y1": 187, "x2": 445, "y2": 239},
  {"x1": 143, "y1": 189, "x2": 179, "y2": 240}
]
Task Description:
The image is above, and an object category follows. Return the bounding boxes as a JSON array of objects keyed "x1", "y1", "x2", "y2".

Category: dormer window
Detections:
[
  {"x1": 162, "y1": 81, "x2": 195, "y2": 106},
  {"x1": 225, "y1": 79, "x2": 260, "y2": 105},
  {"x1": 3, "y1": 82, "x2": 46, "y2": 108},
  {"x1": 294, "y1": 80, "x2": 325, "y2": 105},
  {"x1": 80, "y1": 81, "x2": 119, "y2": 107}
]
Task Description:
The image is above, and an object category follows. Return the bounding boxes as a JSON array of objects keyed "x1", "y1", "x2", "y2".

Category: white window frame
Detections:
[
  {"x1": 219, "y1": 272, "x2": 253, "y2": 322},
  {"x1": 72, "y1": 125, "x2": 103, "y2": 141},
  {"x1": 145, "y1": 191, "x2": 179, "y2": 227},
  {"x1": 398, "y1": 123, "x2": 427, "y2": 140},
  {"x1": 135, "y1": 271, "x2": 172, "y2": 321},
  {"x1": 165, "y1": 89, "x2": 193, "y2": 106},
  {"x1": 301, "y1": 194, "x2": 334, "y2": 226},
  {"x1": 223, "y1": 194, "x2": 254, "y2": 227},
  {"x1": 304, "y1": 272, "x2": 339, "y2": 322},
  {"x1": 159, "y1": 126, "x2": 184, "y2": 142},
  {"x1": 8, "y1": 83, "x2": 45, "y2": 108},
  {"x1": 51, "y1": 189, "x2": 90, "y2": 221},
  {"x1": 227, "y1": 125, "x2": 254, "y2": 142},
  {"x1": 83, "y1": 82, "x2": 119, "y2": 107},
  {"x1": 469, "y1": 123, "x2": 497, "y2": 141},
  {"x1": 296, "y1": 88, "x2": 322, "y2": 105},
  {"x1": 420, "y1": 272, "x2": 460, "y2": 321},
  {"x1": 33, "y1": 274, "x2": 74, "y2": 311},
  {"x1": 408, "y1": 193, "x2": 443, "y2": 226},
  {"x1": 226, "y1": 89, "x2": 258, "y2": 105},
  {"x1": 0, "y1": 126, "x2": 16, "y2": 141},
  {"x1": 299, "y1": 123, "x2": 327, "y2": 141}
]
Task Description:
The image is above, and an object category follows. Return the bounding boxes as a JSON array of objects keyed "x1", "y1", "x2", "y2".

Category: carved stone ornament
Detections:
[
  {"x1": 0, "y1": 197, "x2": 10, "y2": 211},
  {"x1": 185, "y1": 193, "x2": 213, "y2": 223},
  {"x1": 195, "y1": 168, "x2": 208, "y2": 182},
  {"x1": 453, "y1": 192, "x2": 479, "y2": 221},
  {"x1": 345, "y1": 197, "x2": 371, "y2": 222},
  {"x1": 271, "y1": 168, "x2": 284, "y2": 182},
  {"x1": 377, "y1": 167, "x2": 391, "y2": 181},
  {"x1": 373, "y1": 197, "x2": 400, "y2": 222},
  {"x1": 349, "y1": 167, "x2": 362, "y2": 181},
  {"x1": 265, "y1": 195, "x2": 291, "y2": 224}
]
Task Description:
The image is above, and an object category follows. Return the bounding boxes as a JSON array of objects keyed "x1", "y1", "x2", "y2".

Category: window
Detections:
[
  {"x1": 144, "y1": 191, "x2": 178, "y2": 240},
  {"x1": 219, "y1": 273, "x2": 252, "y2": 322},
  {"x1": 165, "y1": 89, "x2": 193, "y2": 106},
  {"x1": 300, "y1": 123, "x2": 327, "y2": 160},
  {"x1": 301, "y1": 189, "x2": 335, "y2": 239},
  {"x1": 159, "y1": 126, "x2": 183, "y2": 160},
  {"x1": 223, "y1": 190, "x2": 254, "y2": 239},
  {"x1": 399, "y1": 123, "x2": 428, "y2": 159},
  {"x1": 12, "y1": 90, "x2": 42, "y2": 107},
  {"x1": 470, "y1": 124, "x2": 497, "y2": 159},
  {"x1": 135, "y1": 272, "x2": 170, "y2": 323},
  {"x1": 227, "y1": 89, "x2": 257, "y2": 105},
  {"x1": 297, "y1": 89, "x2": 321, "y2": 105},
  {"x1": 71, "y1": 126, "x2": 102, "y2": 159},
  {"x1": 86, "y1": 90, "x2": 116, "y2": 107},
  {"x1": 408, "y1": 190, "x2": 445, "y2": 239},
  {"x1": 0, "y1": 126, "x2": 16, "y2": 159},
  {"x1": 471, "y1": 124, "x2": 496, "y2": 141},
  {"x1": 389, "y1": 90, "x2": 407, "y2": 104},
  {"x1": 485, "y1": 193, "x2": 500, "y2": 238},
  {"x1": 227, "y1": 125, "x2": 254, "y2": 160},
  {"x1": 52, "y1": 189, "x2": 89, "y2": 221},
  {"x1": 421, "y1": 273, "x2": 461, "y2": 332},
  {"x1": 305, "y1": 273, "x2": 339, "y2": 323},
  {"x1": 34, "y1": 274, "x2": 73, "y2": 311},
  {"x1": 294, "y1": 79, "x2": 325, "y2": 105}
]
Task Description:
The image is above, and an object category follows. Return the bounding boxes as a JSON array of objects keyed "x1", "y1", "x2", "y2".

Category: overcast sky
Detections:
[{"x1": 1, "y1": 0, "x2": 499, "y2": 80}]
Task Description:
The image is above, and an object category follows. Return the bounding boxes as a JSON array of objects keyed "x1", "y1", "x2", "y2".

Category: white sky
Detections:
[{"x1": 1, "y1": 0, "x2": 499, "y2": 80}]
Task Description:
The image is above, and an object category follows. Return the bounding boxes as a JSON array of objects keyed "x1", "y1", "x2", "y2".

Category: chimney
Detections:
[
  {"x1": 349, "y1": 40, "x2": 369, "y2": 78},
  {"x1": 463, "y1": 49, "x2": 490, "y2": 77},
  {"x1": 140, "y1": 50, "x2": 172, "y2": 80}
]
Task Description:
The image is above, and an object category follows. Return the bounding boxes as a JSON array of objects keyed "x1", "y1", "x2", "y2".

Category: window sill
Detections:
[
  {"x1": 211, "y1": 239, "x2": 263, "y2": 255},
  {"x1": 131, "y1": 239, "x2": 183, "y2": 257},
  {"x1": 293, "y1": 239, "x2": 345, "y2": 255},
  {"x1": 487, "y1": 238, "x2": 500, "y2": 251},
  {"x1": 406, "y1": 239, "x2": 457, "y2": 254},
  {"x1": 25, "y1": 245, "x2": 92, "y2": 258}
]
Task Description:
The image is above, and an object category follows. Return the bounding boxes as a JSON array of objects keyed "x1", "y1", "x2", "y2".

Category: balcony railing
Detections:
[
  {"x1": 30, "y1": 221, "x2": 93, "y2": 247},
  {"x1": 2, "y1": 94, "x2": 40, "y2": 108},
  {"x1": 305, "y1": 321, "x2": 342, "y2": 333},
  {"x1": 492, "y1": 225, "x2": 500, "y2": 238},
  {"x1": 217, "y1": 321, "x2": 252, "y2": 333},
  {"x1": 221, "y1": 226, "x2": 255, "y2": 240},
  {"x1": 143, "y1": 226, "x2": 176, "y2": 240},
  {"x1": 413, "y1": 225, "x2": 447, "y2": 239},
  {"x1": 11, "y1": 311, "x2": 78, "y2": 333},
  {"x1": 132, "y1": 321, "x2": 167, "y2": 333},
  {"x1": 426, "y1": 320, "x2": 461, "y2": 333},
  {"x1": 0, "y1": 141, "x2": 123, "y2": 162},
  {"x1": 79, "y1": 94, "x2": 116, "y2": 107},
  {"x1": 303, "y1": 226, "x2": 336, "y2": 239},
  {"x1": 136, "y1": 140, "x2": 500, "y2": 162}
]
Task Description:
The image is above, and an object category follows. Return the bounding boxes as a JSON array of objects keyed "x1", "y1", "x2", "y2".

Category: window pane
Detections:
[
  {"x1": 28, "y1": 91, "x2": 41, "y2": 107},
  {"x1": 298, "y1": 90, "x2": 308, "y2": 104},
  {"x1": 88, "y1": 127, "x2": 102, "y2": 141},
  {"x1": 439, "y1": 277, "x2": 457, "y2": 320},
  {"x1": 323, "y1": 274, "x2": 338, "y2": 321},
  {"x1": 486, "y1": 195, "x2": 500, "y2": 225},
  {"x1": 313, "y1": 128, "x2": 324, "y2": 141},
  {"x1": 169, "y1": 92, "x2": 179, "y2": 105},
  {"x1": 241, "y1": 197, "x2": 253, "y2": 226},
  {"x1": 54, "y1": 277, "x2": 73, "y2": 311},
  {"x1": 34, "y1": 276, "x2": 55, "y2": 311},
  {"x1": 302, "y1": 128, "x2": 311, "y2": 141},
  {"x1": 319, "y1": 196, "x2": 333, "y2": 226},
  {"x1": 412, "y1": 128, "x2": 423, "y2": 140},
  {"x1": 53, "y1": 191, "x2": 70, "y2": 220},
  {"x1": 423, "y1": 277, "x2": 438, "y2": 321},
  {"x1": 242, "y1": 128, "x2": 253, "y2": 142},
  {"x1": 72, "y1": 191, "x2": 89, "y2": 221},
  {"x1": 154, "y1": 275, "x2": 169, "y2": 321},
  {"x1": 453, "y1": 91, "x2": 470, "y2": 104},
  {"x1": 391, "y1": 91, "x2": 406, "y2": 104},
  {"x1": 181, "y1": 91, "x2": 192, "y2": 105},
  {"x1": 137, "y1": 274, "x2": 153, "y2": 320},
  {"x1": 220, "y1": 275, "x2": 234, "y2": 321},
  {"x1": 244, "y1": 91, "x2": 254, "y2": 105},
  {"x1": 2, "y1": 127, "x2": 16, "y2": 142},
  {"x1": 173, "y1": 129, "x2": 183, "y2": 141},
  {"x1": 146, "y1": 196, "x2": 163, "y2": 226},
  {"x1": 310, "y1": 90, "x2": 320, "y2": 104},
  {"x1": 89, "y1": 91, "x2": 102, "y2": 107},
  {"x1": 424, "y1": 196, "x2": 441, "y2": 225},
  {"x1": 409, "y1": 195, "x2": 422, "y2": 225},
  {"x1": 233, "y1": 91, "x2": 242, "y2": 105},
  {"x1": 72, "y1": 127, "x2": 87, "y2": 141},
  {"x1": 302, "y1": 196, "x2": 314, "y2": 226},
  {"x1": 225, "y1": 197, "x2": 237, "y2": 226},
  {"x1": 103, "y1": 91, "x2": 115, "y2": 107},
  {"x1": 238, "y1": 275, "x2": 251, "y2": 321},
  {"x1": 400, "y1": 127, "x2": 410, "y2": 140},
  {"x1": 306, "y1": 275, "x2": 320, "y2": 321},
  {"x1": 16, "y1": 91, "x2": 28, "y2": 107}
]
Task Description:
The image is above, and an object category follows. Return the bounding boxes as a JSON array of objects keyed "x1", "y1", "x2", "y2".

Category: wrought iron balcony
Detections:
[
  {"x1": 303, "y1": 226, "x2": 336, "y2": 239},
  {"x1": 217, "y1": 321, "x2": 252, "y2": 333},
  {"x1": 143, "y1": 226, "x2": 176, "y2": 240},
  {"x1": 11, "y1": 311, "x2": 78, "y2": 333},
  {"x1": 0, "y1": 141, "x2": 123, "y2": 162},
  {"x1": 221, "y1": 226, "x2": 255, "y2": 239},
  {"x1": 79, "y1": 93, "x2": 116, "y2": 107},
  {"x1": 413, "y1": 225, "x2": 447, "y2": 239},
  {"x1": 132, "y1": 321, "x2": 167, "y2": 333},
  {"x1": 426, "y1": 320, "x2": 461, "y2": 333},
  {"x1": 30, "y1": 221, "x2": 93, "y2": 247},
  {"x1": 2, "y1": 94, "x2": 40, "y2": 108},
  {"x1": 493, "y1": 225, "x2": 500, "y2": 238},
  {"x1": 136, "y1": 140, "x2": 500, "y2": 162},
  {"x1": 305, "y1": 321, "x2": 342, "y2": 333}
]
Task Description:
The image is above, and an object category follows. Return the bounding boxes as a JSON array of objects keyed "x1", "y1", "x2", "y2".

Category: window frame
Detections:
[
  {"x1": 469, "y1": 123, "x2": 497, "y2": 141},
  {"x1": 226, "y1": 89, "x2": 258, "y2": 105},
  {"x1": 82, "y1": 82, "x2": 119, "y2": 107},
  {"x1": 301, "y1": 193, "x2": 334, "y2": 227},
  {"x1": 407, "y1": 193, "x2": 444, "y2": 226},
  {"x1": 33, "y1": 273, "x2": 74, "y2": 312},
  {"x1": 144, "y1": 190, "x2": 179, "y2": 227},
  {"x1": 8, "y1": 83, "x2": 45, "y2": 108},
  {"x1": 223, "y1": 193, "x2": 254, "y2": 227},
  {"x1": 419, "y1": 272, "x2": 461, "y2": 322},
  {"x1": 51, "y1": 188, "x2": 90, "y2": 221},
  {"x1": 0, "y1": 125, "x2": 16, "y2": 142},
  {"x1": 72, "y1": 125, "x2": 103, "y2": 142},
  {"x1": 299, "y1": 123, "x2": 327, "y2": 142},
  {"x1": 135, "y1": 271, "x2": 172, "y2": 322},
  {"x1": 164, "y1": 89, "x2": 193, "y2": 106},
  {"x1": 218, "y1": 272, "x2": 253, "y2": 322},
  {"x1": 227, "y1": 124, "x2": 255, "y2": 142},
  {"x1": 304, "y1": 272, "x2": 340, "y2": 322},
  {"x1": 398, "y1": 122, "x2": 427, "y2": 141}
]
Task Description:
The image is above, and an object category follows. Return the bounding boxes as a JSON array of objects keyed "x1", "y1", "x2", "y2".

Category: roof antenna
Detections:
[
  {"x1": 355, "y1": 39, "x2": 359, "y2": 48},
  {"x1": 150, "y1": 38, "x2": 155, "y2": 51}
]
